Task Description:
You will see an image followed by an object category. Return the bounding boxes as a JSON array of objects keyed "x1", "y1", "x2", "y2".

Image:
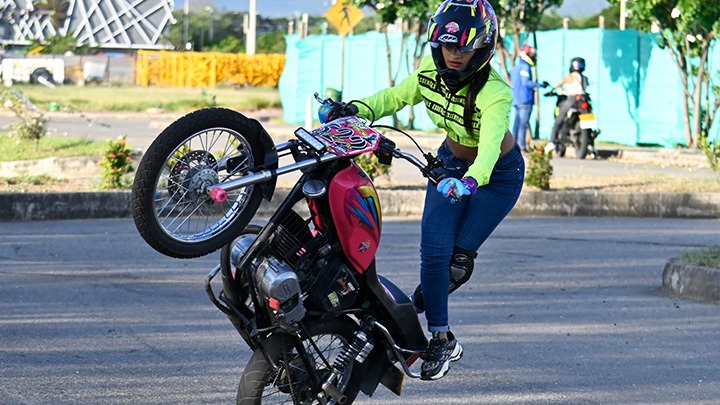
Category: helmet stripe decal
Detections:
[{"x1": 467, "y1": 27, "x2": 476, "y2": 46}]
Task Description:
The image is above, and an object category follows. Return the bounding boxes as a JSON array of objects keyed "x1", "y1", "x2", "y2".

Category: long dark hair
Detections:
[{"x1": 462, "y1": 64, "x2": 491, "y2": 135}]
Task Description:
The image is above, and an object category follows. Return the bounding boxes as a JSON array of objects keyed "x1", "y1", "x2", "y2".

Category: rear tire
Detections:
[
  {"x1": 29, "y1": 68, "x2": 53, "y2": 85},
  {"x1": 576, "y1": 129, "x2": 592, "y2": 159},
  {"x1": 132, "y1": 108, "x2": 269, "y2": 258},
  {"x1": 237, "y1": 317, "x2": 362, "y2": 405}
]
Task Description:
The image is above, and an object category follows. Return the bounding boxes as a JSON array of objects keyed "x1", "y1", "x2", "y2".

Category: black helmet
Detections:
[
  {"x1": 570, "y1": 57, "x2": 585, "y2": 73},
  {"x1": 427, "y1": 0, "x2": 498, "y2": 92}
]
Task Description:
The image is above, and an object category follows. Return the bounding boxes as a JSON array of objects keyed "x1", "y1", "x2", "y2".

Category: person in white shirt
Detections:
[{"x1": 549, "y1": 57, "x2": 589, "y2": 145}]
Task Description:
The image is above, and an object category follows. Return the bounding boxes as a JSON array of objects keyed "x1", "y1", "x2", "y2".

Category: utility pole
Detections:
[
  {"x1": 247, "y1": 0, "x2": 257, "y2": 55},
  {"x1": 619, "y1": 0, "x2": 626, "y2": 31},
  {"x1": 183, "y1": 0, "x2": 190, "y2": 50}
]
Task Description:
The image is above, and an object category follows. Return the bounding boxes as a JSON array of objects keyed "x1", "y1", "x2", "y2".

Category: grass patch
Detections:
[
  {"x1": 0, "y1": 134, "x2": 106, "y2": 162},
  {"x1": 682, "y1": 246, "x2": 720, "y2": 268},
  {"x1": 551, "y1": 174, "x2": 720, "y2": 193},
  {"x1": 9, "y1": 84, "x2": 281, "y2": 113},
  {"x1": 0, "y1": 174, "x2": 67, "y2": 186}
]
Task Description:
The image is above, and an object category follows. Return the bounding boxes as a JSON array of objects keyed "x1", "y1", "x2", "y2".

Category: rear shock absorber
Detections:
[{"x1": 321, "y1": 321, "x2": 375, "y2": 403}]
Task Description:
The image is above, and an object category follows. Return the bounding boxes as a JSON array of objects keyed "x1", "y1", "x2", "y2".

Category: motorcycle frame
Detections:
[{"x1": 203, "y1": 128, "x2": 442, "y2": 397}]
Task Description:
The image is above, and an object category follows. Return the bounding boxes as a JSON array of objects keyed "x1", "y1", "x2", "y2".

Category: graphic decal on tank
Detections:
[{"x1": 344, "y1": 184, "x2": 380, "y2": 231}]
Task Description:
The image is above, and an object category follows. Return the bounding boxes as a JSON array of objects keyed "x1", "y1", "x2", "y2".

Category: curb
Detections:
[
  {"x1": 2, "y1": 189, "x2": 720, "y2": 221},
  {"x1": 663, "y1": 258, "x2": 720, "y2": 304}
]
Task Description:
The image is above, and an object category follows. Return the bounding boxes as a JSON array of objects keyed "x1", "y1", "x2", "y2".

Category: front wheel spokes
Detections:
[{"x1": 151, "y1": 128, "x2": 256, "y2": 244}]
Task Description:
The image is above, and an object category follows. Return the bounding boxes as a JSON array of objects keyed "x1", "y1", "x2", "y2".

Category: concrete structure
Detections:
[{"x1": 0, "y1": 0, "x2": 174, "y2": 50}]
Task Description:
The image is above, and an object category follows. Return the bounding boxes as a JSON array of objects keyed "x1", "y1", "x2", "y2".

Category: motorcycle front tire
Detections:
[
  {"x1": 132, "y1": 108, "x2": 268, "y2": 258},
  {"x1": 237, "y1": 317, "x2": 363, "y2": 405}
]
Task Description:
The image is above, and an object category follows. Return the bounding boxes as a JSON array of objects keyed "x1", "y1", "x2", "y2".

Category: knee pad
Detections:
[
  {"x1": 412, "y1": 246, "x2": 478, "y2": 313},
  {"x1": 448, "y1": 246, "x2": 477, "y2": 293}
]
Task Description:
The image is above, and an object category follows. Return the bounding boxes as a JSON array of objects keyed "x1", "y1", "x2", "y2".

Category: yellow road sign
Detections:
[{"x1": 325, "y1": 1, "x2": 364, "y2": 36}]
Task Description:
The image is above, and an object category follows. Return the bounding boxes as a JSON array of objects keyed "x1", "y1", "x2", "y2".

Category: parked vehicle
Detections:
[
  {"x1": 0, "y1": 57, "x2": 64, "y2": 86},
  {"x1": 543, "y1": 90, "x2": 600, "y2": 159},
  {"x1": 131, "y1": 94, "x2": 452, "y2": 404}
]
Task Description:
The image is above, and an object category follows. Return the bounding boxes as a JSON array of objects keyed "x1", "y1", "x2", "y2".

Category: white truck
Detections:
[{"x1": 0, "y1": 57, "x2": 65, "y2": 87}]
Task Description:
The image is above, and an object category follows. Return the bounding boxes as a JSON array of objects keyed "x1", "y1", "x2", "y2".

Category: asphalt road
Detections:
[{"x1": 1, "y1": 217, "x2": 719, "y2": 404}]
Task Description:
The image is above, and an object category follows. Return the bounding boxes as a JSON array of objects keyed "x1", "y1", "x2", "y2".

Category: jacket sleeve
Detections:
[
  {"x1": 519, "y1": 65, "x2": 542, "y2": 89},
  {"x1": 355, "y1": 66, "x2": 424, "y2": 120}
]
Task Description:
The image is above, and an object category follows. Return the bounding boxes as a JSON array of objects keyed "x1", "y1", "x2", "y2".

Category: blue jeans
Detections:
[
  {"x1": 420, "y1": 141, "x2": 525, "y2": 333},
  {"x1": 512, "y1": 103, "x2": 533, "y2": 150}
]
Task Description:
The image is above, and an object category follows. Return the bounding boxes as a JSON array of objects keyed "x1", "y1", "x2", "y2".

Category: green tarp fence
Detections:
[{"x1": 279, "y1": 28, "x2": 720, "y2": 147}]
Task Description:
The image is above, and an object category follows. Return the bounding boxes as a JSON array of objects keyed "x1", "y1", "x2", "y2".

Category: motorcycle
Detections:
[
  {"x1": 131, "y1": 93, "x2": 450, "y2": 404},
  {"x1": 543, "y1": 90, "x2": 600, "y2": 159}
]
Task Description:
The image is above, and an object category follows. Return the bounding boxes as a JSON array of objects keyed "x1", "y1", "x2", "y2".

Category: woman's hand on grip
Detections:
[
  {"x1": 436, "y1": 177, "x2": 478, "y2": 204},
  {"x1": 318, "y1": 102, "x2": 359, "y2": 124}
]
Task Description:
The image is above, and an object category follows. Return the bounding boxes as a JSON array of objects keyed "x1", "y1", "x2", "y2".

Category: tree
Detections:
[
  {"x1": 607, "y1": 0, "x2": 720, "y2": 148},
  {"x1": 28, "y1": 33, "x2": 94, "y2": 55},
  {"x1": 490, "y1": 0, "x2": 564, "y2": 81},
  {"x1": 165, "y1": 10, "x2": 290, "y2": 53},
  {"x1": 350, "y1": 0, "x2": 442, "y2": 128}
]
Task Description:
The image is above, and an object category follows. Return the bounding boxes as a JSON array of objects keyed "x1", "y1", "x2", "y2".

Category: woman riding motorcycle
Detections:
[{"x1": 549, "y1": 57, "x2": 589, "y2": 146}]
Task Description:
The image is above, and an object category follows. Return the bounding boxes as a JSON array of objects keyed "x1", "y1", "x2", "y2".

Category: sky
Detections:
[{"x1": 180, "y1": 0, "x2": 612, "y2": 19}]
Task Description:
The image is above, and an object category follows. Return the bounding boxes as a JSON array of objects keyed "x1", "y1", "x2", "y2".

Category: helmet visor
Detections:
[{"x1": 429, "y1": 22, "x2": 493, "y2": 52}]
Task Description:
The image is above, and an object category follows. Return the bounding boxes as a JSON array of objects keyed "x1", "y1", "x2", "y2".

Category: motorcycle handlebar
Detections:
[{"x1": 313, "y1": 92, "x2": 444, "y2": 185}]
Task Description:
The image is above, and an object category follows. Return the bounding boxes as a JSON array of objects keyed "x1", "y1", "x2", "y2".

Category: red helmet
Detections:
[{"x1": 520, "y1": 45, "x2": 537, "y2": 62}]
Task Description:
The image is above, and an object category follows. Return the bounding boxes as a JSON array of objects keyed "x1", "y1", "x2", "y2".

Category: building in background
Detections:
[{"x1": 0, "y1": 0, "x2": 174, "y2": 50}]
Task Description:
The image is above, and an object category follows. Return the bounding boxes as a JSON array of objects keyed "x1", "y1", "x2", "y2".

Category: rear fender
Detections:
[{"x1": 359, "y1": 346, "x2": 399, "y2": 396}]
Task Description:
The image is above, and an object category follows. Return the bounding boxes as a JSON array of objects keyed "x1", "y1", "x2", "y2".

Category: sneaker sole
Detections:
[
  {"x1": 421, "y1": 362, "x2": 450, "y2": 380},
  {"x1": 450, "y1": 342, "x2": 463, "y2": 362}
]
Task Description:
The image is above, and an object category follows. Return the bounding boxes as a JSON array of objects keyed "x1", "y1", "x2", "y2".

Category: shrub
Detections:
[
  {"x1": 698, "y1": 136, "x2": 719, "y2": 172},
  {"x1": 524, "y1": 142, "x2": 553, "y2": 190},
  {"x1": 354, "y1": 153, "x2": 390, "y2": 181},
  {"x1": 0, "y1": 88, "x2": 48, "y2": 152},
  {"x1": 99, "y1": 135, "x2": 134, "y2": 189}
]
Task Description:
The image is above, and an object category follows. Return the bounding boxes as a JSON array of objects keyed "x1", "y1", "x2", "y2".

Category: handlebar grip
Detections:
[{"x1": 374, "y1": 137, "x2": 395, "y2": 165}]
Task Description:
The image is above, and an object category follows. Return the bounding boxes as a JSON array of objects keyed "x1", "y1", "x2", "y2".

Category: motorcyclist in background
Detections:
[
  {"x1": 510, "y1": 45, "x2": 549, "y2": 152},
  {"x1": 549, "y1": 57, "x2": 589, "y2": 147}
]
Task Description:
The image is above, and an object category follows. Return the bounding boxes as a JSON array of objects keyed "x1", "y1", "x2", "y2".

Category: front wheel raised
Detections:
[{"x1": 132, "y1": 108, "x2": 273, "y2": 258}]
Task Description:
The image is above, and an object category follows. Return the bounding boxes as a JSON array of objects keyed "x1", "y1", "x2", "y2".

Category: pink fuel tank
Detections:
[{"x1": 327, "y1": 162, "x2": 382, "y2": 274}]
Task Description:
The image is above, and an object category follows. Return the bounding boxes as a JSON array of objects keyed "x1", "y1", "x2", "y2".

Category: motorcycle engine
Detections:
[
  {"x1": 230, "y1": 210, "x2": 321, "y2": 328},
  {"x1": 255, "y1": 256, "x2": 305, "y2": 327}
]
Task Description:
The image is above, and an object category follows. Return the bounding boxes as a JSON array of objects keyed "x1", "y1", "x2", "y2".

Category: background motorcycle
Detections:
[
  {"x1": 131, "y1": 94, "x2": 450, "y2": 404},
  {"x1": 543, "y1": 90, "x2": 600, "y2": 159}
]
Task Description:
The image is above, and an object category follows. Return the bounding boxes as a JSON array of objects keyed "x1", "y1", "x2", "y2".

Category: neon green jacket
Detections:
[{"x1": 357, "y1": 55, "x2": 512, "y2": 186}]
